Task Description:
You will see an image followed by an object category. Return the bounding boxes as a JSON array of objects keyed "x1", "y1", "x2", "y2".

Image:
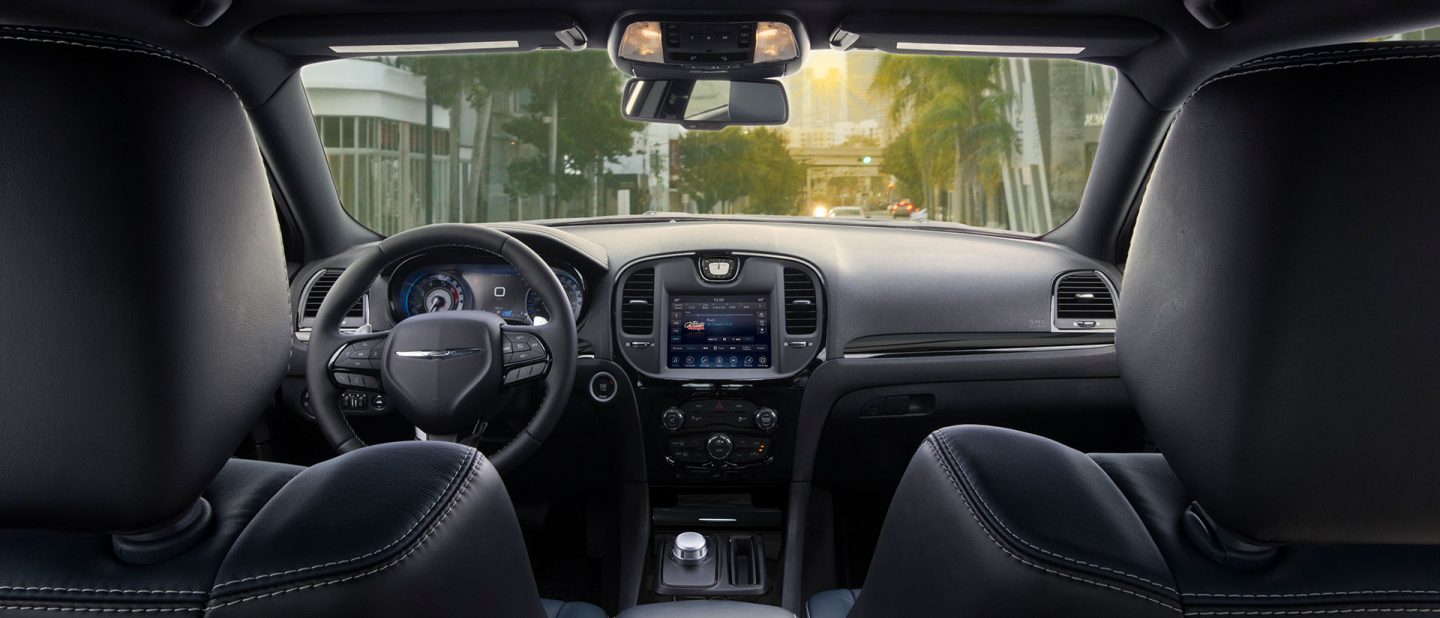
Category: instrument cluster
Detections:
[{"x1": 389, "y1": 255, "x2": 585, "y2": 325}]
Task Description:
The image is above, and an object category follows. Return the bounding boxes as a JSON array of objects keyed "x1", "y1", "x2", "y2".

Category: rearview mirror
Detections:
[{"x1": 621, "y1": 79, "x2": 788, "y2": 130}]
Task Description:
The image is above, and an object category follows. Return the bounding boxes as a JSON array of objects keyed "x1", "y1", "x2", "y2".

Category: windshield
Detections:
[{"x1": 302, "y1": 50, "x2": 1115, "y2": 235}]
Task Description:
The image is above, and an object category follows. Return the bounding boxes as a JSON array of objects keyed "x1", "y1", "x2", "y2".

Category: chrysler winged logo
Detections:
[{"x1": 394, "y1": 347, "x2": 486, "y2": 360}]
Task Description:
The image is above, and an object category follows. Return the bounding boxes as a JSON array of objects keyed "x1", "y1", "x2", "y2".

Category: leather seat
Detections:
[
  {"x1": 808, "y1": 42, "x2": 1440, "y2": 617},
  {"x1": 0, "y1": 27, "x2": 602, "y2": 618}
]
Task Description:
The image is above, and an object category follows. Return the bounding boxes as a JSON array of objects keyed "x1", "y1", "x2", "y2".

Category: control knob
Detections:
[
  {"x1": 705, "y1": 433, "x2": 733, "y2": 460},
  {"x1": 754, "y1": 407, "x2": 778, "y2": 432},
  {"x1": 672, "y1": 531, "x2": 708, "y2": 564},
  {"x1": 660, "y1": 407, "x2": 685, "y2": 431}
]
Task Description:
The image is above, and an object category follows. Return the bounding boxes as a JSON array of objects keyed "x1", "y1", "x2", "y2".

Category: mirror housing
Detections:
[{"x1": 621, "y1": 79, "x2": 788, "y2": 130}]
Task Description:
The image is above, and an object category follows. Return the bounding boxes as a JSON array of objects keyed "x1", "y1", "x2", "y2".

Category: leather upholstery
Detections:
[
  {"x1": 0, "y1": 28, "x2": 604, "y2": 618},
  {"x1": 208, "y1": 443, "x2": 552, "y2": 618},
  {"x1": 545, "y1": 598, "x2": 612, "y2": 618},
  {"x1": 0, "y1": 458, "x2": 300, "y2": 615},
  {"x1": 1119, "y1": 41, "x2": 1440, "y2": 545},
  {"x1": 805, "y1": 589, "x2": 859, "y2": 618},
  {"x1": 812, "y1": 43, "x2": 1440, "y2": 617},
  {"x1": 0, "y1": 442, "x2": 605, "y2": 617},
  {"x1": 838, "y1": 427, "x2": 1177, "y2": 618},
  {"x1": 0, "y1": 27, "x2": 290, "y2": 532},
  {"x1": 816, "y1": 427, "x2": 1440, "y2": 617}
]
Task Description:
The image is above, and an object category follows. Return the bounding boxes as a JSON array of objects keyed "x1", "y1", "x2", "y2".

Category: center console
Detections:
[{"x1": 612, "y1": 253, "x2": 824, "y2": 604}]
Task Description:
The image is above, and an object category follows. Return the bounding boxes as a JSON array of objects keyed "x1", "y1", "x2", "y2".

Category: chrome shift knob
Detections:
[{"x1": 672, "y1": 531, "x2": 708, "y2": 564}]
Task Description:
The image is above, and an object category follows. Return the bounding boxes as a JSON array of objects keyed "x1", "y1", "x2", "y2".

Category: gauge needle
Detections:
[{"x1": 430, "y1": 296, "x2": 445, "y2": 312}]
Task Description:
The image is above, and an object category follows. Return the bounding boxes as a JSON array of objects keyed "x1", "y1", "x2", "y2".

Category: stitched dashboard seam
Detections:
[
  {"x1": 210, "y1": 448, "x2": 475, "y2": 590},
  {"x1": 933, "y1": 432, "x2": 1180, "y2": 595},
  {"x1": 205, "y1": 453, "x2": 485, "y2": 609},
  {"x1": 923, "y1": 436, "x2": 1181, "y2": 613}
]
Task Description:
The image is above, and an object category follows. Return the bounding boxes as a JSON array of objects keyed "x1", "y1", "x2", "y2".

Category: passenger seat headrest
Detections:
[
  {"x1": 1119, "y1": 42, "x2": 1440, "y2": 545},
  {"x1": 0, "y1": 29, "x2": 290, "y2": 531}
]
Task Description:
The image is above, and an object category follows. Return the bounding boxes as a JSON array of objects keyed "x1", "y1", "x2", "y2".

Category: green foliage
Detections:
[
  {"x1": 498, "y1": 52, "x2": 640, "y2": 207},
  {"x1": 871, "y1": 55, "x2": 1016, "y2": 223},
  {"x1": 673, "y1": 128, "x2": 804, "y2": 215}
]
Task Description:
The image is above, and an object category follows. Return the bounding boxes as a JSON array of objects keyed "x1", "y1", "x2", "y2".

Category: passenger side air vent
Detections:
[
  {"x1": 299, "y1": 269, "x2": 365, "y2": 331},
  {"x1": 783, "y1": 268, "x2": 818, "y2": 335},
  {"x1": 1053, "y1": 271, "x2": 1117, "y2": 331},
  {"x1": 620, "y1": 268, "x2": 656, "y2": 335}
]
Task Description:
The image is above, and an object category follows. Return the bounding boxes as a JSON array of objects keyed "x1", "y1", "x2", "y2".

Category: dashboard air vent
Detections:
[
  {"x1": 1054, "y1": 271, "x2": 1116, "y2": 330},
  {"x1": 620, "y1": 268, "x2": 655, "y2": 335},
  {"x1": 783, "y1": 268, "x2": 818, "y2": 335},
  {"x1": 300, "y1": 270, "x2": 364, "y2": 329}
]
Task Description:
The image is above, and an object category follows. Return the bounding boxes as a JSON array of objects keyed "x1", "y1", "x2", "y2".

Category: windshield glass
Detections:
[{"x1": 302, "y1": 50, "x2": 1115, "y2": 235}]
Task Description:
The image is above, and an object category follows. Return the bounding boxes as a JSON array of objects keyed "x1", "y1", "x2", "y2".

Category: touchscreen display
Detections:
[{"x1": 668, "y1": 296, "x2": 771, "y2": 369}]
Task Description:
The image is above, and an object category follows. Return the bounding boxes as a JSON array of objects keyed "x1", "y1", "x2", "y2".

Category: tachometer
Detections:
[
  {"x1": 526, "y1": 270, "x2": 584, "y2": 324},
  {"x1": 402, "y1": 271, "x2": 469, "y2": 317}
]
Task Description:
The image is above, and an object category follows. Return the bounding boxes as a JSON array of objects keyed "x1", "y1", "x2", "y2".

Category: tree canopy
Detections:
[{"x1": 673, "y1": 128, "x2": 804, "y2": 215}]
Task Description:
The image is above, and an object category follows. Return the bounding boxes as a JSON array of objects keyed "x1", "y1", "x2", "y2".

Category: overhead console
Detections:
[
  {"x1": 608, "y1": 13, "x2": 808, "y2": 80},
  {"x1": 614, "y1": 253, "x2": 824, "y2": 381}
]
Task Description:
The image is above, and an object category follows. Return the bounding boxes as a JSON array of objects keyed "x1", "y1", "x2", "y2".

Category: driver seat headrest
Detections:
[
  {"x1": 0, "y1": 29, "x2": 290, "y2": 532},
  {"x1": 1119, "y1": 42, "x2": 1440, "y2": 545}
]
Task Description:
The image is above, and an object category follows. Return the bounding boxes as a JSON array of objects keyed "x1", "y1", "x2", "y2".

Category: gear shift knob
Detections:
[{"x1": 672, "y1": 531, "x2": 708, "y2": 564}]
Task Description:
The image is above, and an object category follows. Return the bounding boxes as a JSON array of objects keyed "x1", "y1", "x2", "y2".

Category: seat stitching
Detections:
[
  {"x1": 0, "y1": 608, "x2": 199, "y2": 614},
  {"x1": 1165, "y1": 48, "x2": 1440, "y2": 605},
  {"x1": 210, "y1": 448, "x2": 475, "y2": 590},
  {"x1": 922, "y1": 437, "x2": 1181, "y2": 613},
  {"x1": 0, "y1": 26, "x2": 172, "y2": 52},
  {"x1": 1235, "y1": 43, "x2": 1440, "y2": 67},
  {"x1": 1188, "y1": 610, "x2": 1440, "y2": 615},
  {"x1": 0, "y1": 33, "x2": 235, "y2": 97},
  {"x1": 932, "y1": 433, "x2": 1181, "y2": 595},
  {"x1": 0, "y1": 587, "x2": 203, "y2": 596},
  {"x1": 1180, "y1": 53, "x2": 1440, "y2": 116},
  {"x1": 205, "y1": 453, "x2": 486, "y2": 609},
  {"x1": 1189, "y1": 592, "x2": 1440, "y2": 599}
]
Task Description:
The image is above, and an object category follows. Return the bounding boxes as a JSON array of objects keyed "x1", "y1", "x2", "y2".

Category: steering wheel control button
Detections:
[
  {"x1": 672, "y1": 532, "x2": 709, "y2": 564},
  {"x1": 706, "y1": 433, "x2": 733, "y2": 460},
  {"x1": 589, "y1": 372, "x2": 618, "y2": 403}
]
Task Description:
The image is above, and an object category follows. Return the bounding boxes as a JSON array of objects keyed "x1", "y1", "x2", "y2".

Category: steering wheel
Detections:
[{"x1": 305, "y1": 224, "x2": 578, "y2": 473}]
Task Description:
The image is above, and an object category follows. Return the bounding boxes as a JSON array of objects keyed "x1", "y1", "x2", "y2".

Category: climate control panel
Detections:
[{"x1": 660, "y1": 399, "x2": 777, "y2": 468}]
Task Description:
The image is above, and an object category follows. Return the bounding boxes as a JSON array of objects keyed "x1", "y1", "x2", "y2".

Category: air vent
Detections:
[
  {"x1": 299, "y1": 270, "x2": 365, "y2": 331},
  {"x1": 784, "y1": 268, "x2": 818, "y2": 335},
  {"x1": 1053, "y1": 271, "x2": 1116, "y2": 330},
  {"x1": 620, "y1": 268, "x2": 655, "y2": 335}
]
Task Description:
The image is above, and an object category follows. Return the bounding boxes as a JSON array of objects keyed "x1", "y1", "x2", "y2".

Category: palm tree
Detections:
[{"x1": 872, "y1": 56, "x2": 1015, "y2": 225}]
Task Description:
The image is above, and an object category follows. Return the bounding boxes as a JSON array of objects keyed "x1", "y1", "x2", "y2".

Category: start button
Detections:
[{"x1": 589, "y1": 371, "x2": 618, "y2": 403}]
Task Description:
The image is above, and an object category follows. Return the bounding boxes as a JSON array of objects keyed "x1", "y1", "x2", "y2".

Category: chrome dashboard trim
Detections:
[{"x1": 844, "y1": 342, "x2": 1114, "y2": 360}]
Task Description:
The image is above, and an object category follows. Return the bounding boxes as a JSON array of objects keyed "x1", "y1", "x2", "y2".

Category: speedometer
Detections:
[
  {"x1": 526, "y1": 270, "x2": 584, "y2": 324},
  {"x1": 401, "y1": 271, "x2": 469, "y2": 317}
]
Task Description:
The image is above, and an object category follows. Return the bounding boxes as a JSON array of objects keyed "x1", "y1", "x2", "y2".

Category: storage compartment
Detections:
[{"x1": 655, "y1": 531, "x2": 768, "y2": 596}]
